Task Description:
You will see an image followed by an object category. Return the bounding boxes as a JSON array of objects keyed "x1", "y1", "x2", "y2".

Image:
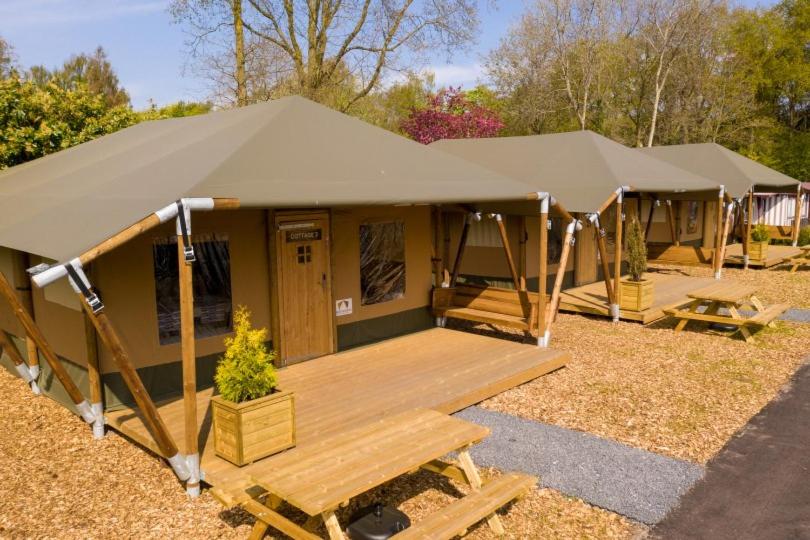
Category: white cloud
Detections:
[
  {"x1": 0, "y1": 0, "x2": 167, "y2": 27},
  {"x1": 426, "y1": 63, "x2": 486, "y2": 89}
]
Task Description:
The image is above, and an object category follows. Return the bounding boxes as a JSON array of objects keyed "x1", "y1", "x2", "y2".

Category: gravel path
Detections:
[
  {"x1": 455, "y1": 406, "x2": 704, "y2": 525},
  {"x1": 781, "y1": 308, "x2": 810, "y2": 322},
  {"x1": 694, "y1": 305, "x2": 810, "y2": 323}
]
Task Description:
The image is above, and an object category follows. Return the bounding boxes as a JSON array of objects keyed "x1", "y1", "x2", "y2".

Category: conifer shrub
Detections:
[
  {"x1": 625, "y1": 218, "x2": 647, "y2": 282},
  {"x1": 750, "y1": 223, "x2": 770, "y2": 243},
  {"x1": 214, "y1": 306, "x2": 277, "y2": 403}
]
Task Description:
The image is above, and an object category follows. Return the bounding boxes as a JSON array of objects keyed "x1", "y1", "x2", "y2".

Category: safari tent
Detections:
[
  {"x1": 640, "y1": 143, "x2": 804, "y2": 268},
  {"x1": 0, "y1": 95, "x2": 574, "y2": 511},
  {"x1": 431, "y1": 131, "x2": 723, "y2": 323}
]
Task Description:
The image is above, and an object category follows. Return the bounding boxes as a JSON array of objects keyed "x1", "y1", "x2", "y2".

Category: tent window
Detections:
[
  {"x1": 153, "y1": 234, "x2": 233, "y2": 345},
  {"x1": 360, "y1": 221, "x2": 406, "y2": 305}
]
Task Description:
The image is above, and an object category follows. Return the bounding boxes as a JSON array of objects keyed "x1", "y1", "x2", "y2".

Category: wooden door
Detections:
[
  {"x1": 274, "y1": 212, "x2": 334, "y2": 365},
  {"x1": 575, "y1": 215, "x2": 598, "y2": 286}
]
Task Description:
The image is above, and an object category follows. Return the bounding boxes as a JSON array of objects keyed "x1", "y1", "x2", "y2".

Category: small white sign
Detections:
[{"x1": 336, "y1": 298, "x2": 353, "y2": 316}]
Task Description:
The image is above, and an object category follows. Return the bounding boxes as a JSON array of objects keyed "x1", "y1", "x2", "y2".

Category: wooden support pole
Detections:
[
  {"x1": 178, "y1": 235, "x2": 200, "y2": 496},
  {"x1": 674, "y1": 200, "x2": 683, "y2": 246},
  {"x1": 713, "y1": 188, "x2": 725, "y2": 277},
  {"x1": 518, "y1": 216, "x2": 527, "y2": 291},
  {"x1": 432, "y1": 207, "x2": 444, "y2": 286},
  {"x1": 0, "y1": 271, "x2": 93, "y2": 420},
  {"x1": 450, "y1": 213, "x2": 472, "y2": 287},
  {"x1": 644, "y1": 198, "x2": 656, "y2": 243},
  {"x1": 442, "y1": 213, "x2": 451, "y2": 277},
  {"x1": 84, "y1": 312, "x2": 105, "y2": 438},
  {"x1": 547, "y1": 220, "x2": 577, "y2": 330},
  {"x1": 0, "y1": 330, "x2": 40, "y2": 394},
  {"x1": 716, "y1": 201, "x2": 734, "y2": 280},
  {"x1": 665, "y1": 200, "x2": 678, "y2": 246},
  {"x1": 538, "y1": 205, "x2": 549, "y2": 346},
  {"x1": 594, "y1": 217, "x2": 615, "y2": 305},
  {"x1": 744, "y1": 190, "x2": 754, "y2": 269},
  {"x1": 494, "y1": 215, "x2": 520, "y2": 290},
  {"x1": 792, "y1": 185, "x2": 803, "y2": 246},
  {"x1": 80, "y1": 302, "x2": 189, "y2": 480},
  {"x1": 10, "y1": 251, "x2": 38, "y2": 372},
  {"x1": 75, "y1": 198, "x2": 239, "y2": 268},
  {"x1": 612, "y1": 195, "x2": 624, "y2": 321}
]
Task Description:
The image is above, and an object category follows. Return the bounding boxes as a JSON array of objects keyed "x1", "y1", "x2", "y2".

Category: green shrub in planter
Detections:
[
  {"x1": 214, "y1": 306, "x2": 277, "y2": 403},
  {"x1": 750, "y1": 224, "x2": 770, "y2": 243},
  {"x1": 625, "y1": 218, "x2": 647, "y2": 282}
]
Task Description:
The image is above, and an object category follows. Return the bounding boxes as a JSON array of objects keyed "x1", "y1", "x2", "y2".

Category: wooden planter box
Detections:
[
  {"x1": 749, "y1": 241, "x2": 769, "y2": 262},
  {"x1": 619, "y1": 278, "x2": 654, "y2": 312},
  {"x1": 211, "y1": 389, "x2": 295, "y2": 466}
]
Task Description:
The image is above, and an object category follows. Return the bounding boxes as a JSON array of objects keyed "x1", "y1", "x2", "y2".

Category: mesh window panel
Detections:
[
  {"x1": 360, "y1": 221, "x2": 406, "y2": 305},
  {"x1": 153, "y1": 234, "x2": 232, "y2": 345}
]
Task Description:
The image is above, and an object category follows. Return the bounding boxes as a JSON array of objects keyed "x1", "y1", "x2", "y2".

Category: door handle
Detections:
[{"x1": 322, "y1": 273, "x2": 327, "y2": 288}]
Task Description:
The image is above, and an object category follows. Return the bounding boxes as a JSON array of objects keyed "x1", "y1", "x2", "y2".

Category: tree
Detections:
[
  {"x1": 486, "y1": 0, "x2": 625, "y2": 135},
  {"x1": 29, "y1": 47, "x2": 130, "y2": 107},
  {"x1": 174, "y1": 0, "x2": 481, "y2": 110},
  {"x1": 0, "y1": 77, "x2": 139, "y2": 168},
  {"x1": 400, "y1": 87, "x2": 504, "y2": 144},
  {"x1": 0, "y1": 36, "x2": 15, "y2": 79}
]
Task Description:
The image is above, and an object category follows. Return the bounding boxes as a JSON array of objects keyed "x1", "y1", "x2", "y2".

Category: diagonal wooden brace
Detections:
[{"x1": 0, "y1": 271, "x2": 94, "y2": 421}]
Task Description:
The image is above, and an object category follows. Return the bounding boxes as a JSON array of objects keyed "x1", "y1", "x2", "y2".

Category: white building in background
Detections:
[{"x1": 754, "y1": 183, "x2": 809, "y2": 227}]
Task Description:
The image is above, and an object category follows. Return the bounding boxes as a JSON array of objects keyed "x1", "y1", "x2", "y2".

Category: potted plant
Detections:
[
  {"x1": 211, "y1": 306, "x2": 295, "y2": 466},
  {"x1": 619, "y1": 218, "x2": 654, "y2": 312},
  {"x1": 749, "y1": 224, "x2": 770, "y2": 261}
]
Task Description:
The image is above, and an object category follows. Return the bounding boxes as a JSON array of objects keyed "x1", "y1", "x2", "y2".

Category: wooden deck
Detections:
[
  {"x1": 724, "y1": 243, "x2": 803, "y2": 268},
  {"x1": 105, "y1": 328, "x2": 568, "y2": 488},
  {"x1": 559, "y1": 271, "x2": 716, "y2": 324}
]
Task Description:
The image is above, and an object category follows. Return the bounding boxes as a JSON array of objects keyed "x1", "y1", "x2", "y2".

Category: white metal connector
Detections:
[
  {"x1": 186, "y1": 453, "x2": 201, "y2": 497},
  {"x1": 537, "y1": 330, "x2": 551, "y2": 348},
  {"x1": 75, "y1": 399, "x2": 97, "y2": 424},
  {"x1": 167, "y1": 453, "x2": 192, "y2": 481},
  {"x1": 91, "y1": 402, "x2": 105, "y2": 439}
]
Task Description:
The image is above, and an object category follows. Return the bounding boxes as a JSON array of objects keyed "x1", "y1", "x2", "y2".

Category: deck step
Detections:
[
  {"x1": 442, "y1": 307, "x2": 530, "y2": 330},
  {"x1": 394, "y1": 472, "x2": 536, "y2": 540}
]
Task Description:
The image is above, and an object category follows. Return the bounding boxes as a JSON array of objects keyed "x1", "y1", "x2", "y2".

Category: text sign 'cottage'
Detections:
[{"x1": 285, "y1": 229, "x2": 322, "y2": 242}]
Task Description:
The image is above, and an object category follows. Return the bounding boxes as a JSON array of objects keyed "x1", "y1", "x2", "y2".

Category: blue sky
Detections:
[{"x1": 0, "y1": 0, "x2": 777, "y2": 109}]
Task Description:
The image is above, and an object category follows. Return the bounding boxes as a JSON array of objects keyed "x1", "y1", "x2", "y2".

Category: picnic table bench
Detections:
[
  {"x1": 664, "y1": 282, "x2": 789, "y2": 343},
  {"x1": 212, "y1": 409, "x2": 535, "y2": 540},
  {"x1": 787, "y1": 245, "x2": 810, "y2": 273}
]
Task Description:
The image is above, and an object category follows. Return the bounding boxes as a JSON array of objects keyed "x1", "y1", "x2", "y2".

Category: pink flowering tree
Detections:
[{"x1": 401, "y1": 87, "x2": 504, "y2": 144}]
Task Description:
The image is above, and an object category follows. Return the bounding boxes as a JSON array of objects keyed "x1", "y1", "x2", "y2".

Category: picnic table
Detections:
[
  {"x1": 212, "y1": 408, "x2": 535, "y2": 540},
  {"x1": 664, "y1": 282, "x2": 788, "y2": 343},
  {"x1": 787, "y1": 245, "x2": 810, "y2": 273}
]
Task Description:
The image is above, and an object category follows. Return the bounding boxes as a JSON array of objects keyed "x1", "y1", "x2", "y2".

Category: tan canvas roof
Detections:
[
  {"x1": 638, "y1": 143, "x2": 800, "y2": 199},
  {"x1": 0, "y1": 96, "x2": 532, "y2": 261},
  {"x1": 431, "y1": 131, "x2": 719, "y2": 214}
]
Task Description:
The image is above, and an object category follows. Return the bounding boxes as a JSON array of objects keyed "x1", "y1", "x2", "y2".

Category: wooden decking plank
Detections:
[
  {"x1": 104, "y1": 328, "x2": 567, "y2": 490},
  {"x1": 559, "y1": 273, "x2": 716, "y2": 324}
]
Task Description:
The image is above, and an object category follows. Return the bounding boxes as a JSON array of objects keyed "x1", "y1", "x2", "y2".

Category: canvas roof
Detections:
[
  {"x1": 0, "y1": 96, "x2": 533, "y2": 261},
  {"x1": 638, "y1": 143, "x2": 800, "y2": 199},
  {"x1": 431, "y1": 131, "x2": 720, "y2": 214}
]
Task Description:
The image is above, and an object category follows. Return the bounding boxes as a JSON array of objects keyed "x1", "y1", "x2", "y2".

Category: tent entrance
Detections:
[{"x1": 272, "y1": 211, "x2": 335, "y2": 365}]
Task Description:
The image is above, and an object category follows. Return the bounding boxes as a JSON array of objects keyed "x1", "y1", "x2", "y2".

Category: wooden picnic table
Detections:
[
  {"x1": 665, "y1": 282, "x2": 788, "y2": 343},
  {"x1": 787, "y1": 245, "x2": 810, "y2": 273},
  {"x1": 213, "y1": 408, "x2": 535, "y2": 540}
]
